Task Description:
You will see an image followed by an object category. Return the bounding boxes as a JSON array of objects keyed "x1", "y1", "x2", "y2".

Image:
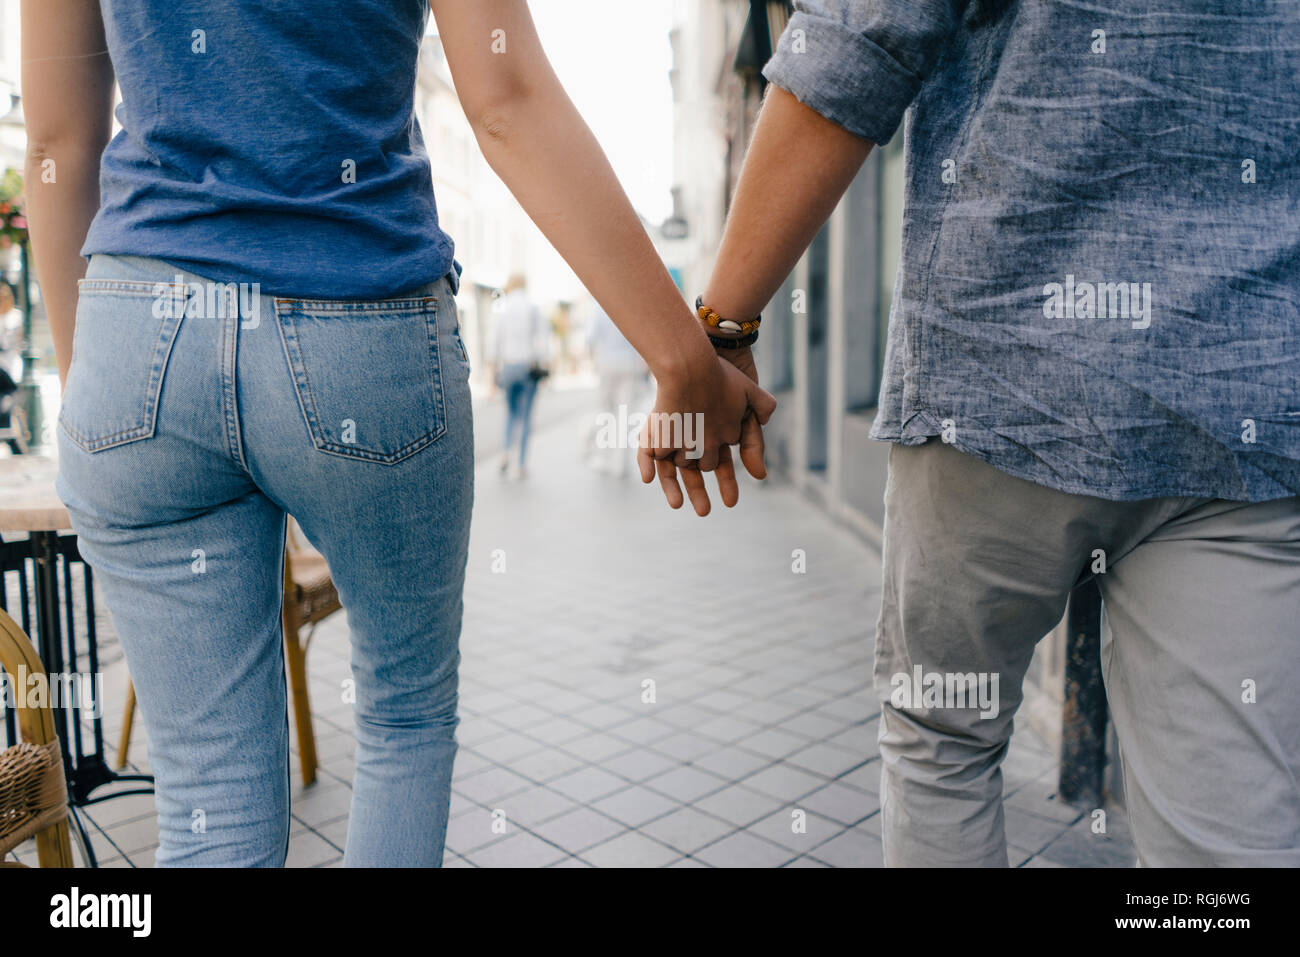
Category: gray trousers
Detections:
[{"x1": 875, "y1": 439, "x2": 1300, "y2": 866}]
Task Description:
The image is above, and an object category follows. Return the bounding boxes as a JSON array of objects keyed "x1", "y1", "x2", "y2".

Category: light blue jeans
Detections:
[
  {"x1": 56, "y1": 254, "x2": 474, "y2": 866},
  {"x1": 498, "y1": 362, "x2": 538, "y2": 468}
]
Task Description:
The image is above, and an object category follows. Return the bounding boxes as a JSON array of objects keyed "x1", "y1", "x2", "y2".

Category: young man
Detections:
[{"x1": 674, "y1": 0, "x2": 1300, "y2": 865}]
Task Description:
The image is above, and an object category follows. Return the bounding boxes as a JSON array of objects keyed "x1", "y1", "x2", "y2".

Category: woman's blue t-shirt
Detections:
[{"x1": 82, "y1": 0, "x2": 456, "y2": 299}]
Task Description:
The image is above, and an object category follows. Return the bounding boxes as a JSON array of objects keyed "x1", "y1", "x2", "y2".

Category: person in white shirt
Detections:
[
  {"x1": 491, "y1": 273, "x2": 548, "y2": 477},
  {"x1": 585, "y1": 301, "x2": 647, "y2": 475}
]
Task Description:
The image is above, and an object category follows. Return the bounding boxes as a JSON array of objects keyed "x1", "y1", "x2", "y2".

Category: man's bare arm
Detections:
[{"x1": 704, "y1": 84, "x2": 873, "y2": 331}]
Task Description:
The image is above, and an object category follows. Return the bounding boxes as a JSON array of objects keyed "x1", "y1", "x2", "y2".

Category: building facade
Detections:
[
  {"x1": 414, "y1": 35, "x2": 583, "y2": 390},
  {"x1": 665, "y1": 0, "x2": 904, "y2": 542}
]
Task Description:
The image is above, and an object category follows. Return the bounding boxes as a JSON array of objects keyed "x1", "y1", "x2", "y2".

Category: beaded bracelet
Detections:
[{"x1": 696, "y1": 296, "x2": 762, "y2": 335}]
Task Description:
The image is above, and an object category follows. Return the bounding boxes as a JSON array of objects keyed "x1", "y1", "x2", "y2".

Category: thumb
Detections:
[
  {"x1": 737, "y1": 412, "x2": 767, "y2": 480},
  {"x1": 745, "y1": 382, "x2": 778, "y2": 425}
]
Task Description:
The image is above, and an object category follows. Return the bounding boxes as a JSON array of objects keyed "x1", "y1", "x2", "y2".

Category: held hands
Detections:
[{"x1": 637, "y1": 348, "x2": 776, "y2": 516}]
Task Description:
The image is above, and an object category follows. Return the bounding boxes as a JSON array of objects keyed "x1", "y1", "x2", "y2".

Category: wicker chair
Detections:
[
  {"x1": 116, "y1": 518, "x2": 341, "y2": 786},
  {"x1": 0, "y1": 608, "x2": 74, "y2": 867}
]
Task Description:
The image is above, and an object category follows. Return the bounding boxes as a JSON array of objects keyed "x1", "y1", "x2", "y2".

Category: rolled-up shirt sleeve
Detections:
[{"x1": 763, "y1": 0, "x2": 971, "y2": 145}]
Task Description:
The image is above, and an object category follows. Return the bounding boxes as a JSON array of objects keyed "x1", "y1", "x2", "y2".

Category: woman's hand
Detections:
[{"x1": 637, "y1": 350, "x2": 776, "y2": 516}]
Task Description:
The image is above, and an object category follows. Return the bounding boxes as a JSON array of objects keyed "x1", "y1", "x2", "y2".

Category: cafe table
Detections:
[{"x1": 0, "y1": 453, "x2": 153, "y2": 866}]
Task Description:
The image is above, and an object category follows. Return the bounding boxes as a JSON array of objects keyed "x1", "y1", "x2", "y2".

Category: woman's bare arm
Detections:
[{"x1": 21, "y1": 0, "x2": 116, "y2": 385}]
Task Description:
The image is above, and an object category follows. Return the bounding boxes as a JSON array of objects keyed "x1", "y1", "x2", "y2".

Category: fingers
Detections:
[
  {"x1": 715, "y1": 444, "x2": 740, "y2": 508},
  {"x1": 637, "y1": 443, "x2": 656, "y2": 484},
  {"x1": 655, "y1": 456, "x2": 685, "y2": 510},
  {"x1": 738, "y1": 411, "x2": 767, "y2": 480},
  {"x1": 678, "y1": 464, "x2": 712, "y2": 516},
  {"x1": 675, "y1": 445, "x2": 719, "y2": 471}
]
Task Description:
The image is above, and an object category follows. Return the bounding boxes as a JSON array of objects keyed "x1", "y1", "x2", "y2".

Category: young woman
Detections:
[{"x1": 23, "y1": 0, "x2": 775, "y2": 866}]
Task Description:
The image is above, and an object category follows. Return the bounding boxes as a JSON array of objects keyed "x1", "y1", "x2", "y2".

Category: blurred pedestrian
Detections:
[
  {"x1": 492, "y1": 273, "x2": 548, "y2": 478},
  {"x1": 585, "y1": 301, "x2": 647, "y2": 475}
]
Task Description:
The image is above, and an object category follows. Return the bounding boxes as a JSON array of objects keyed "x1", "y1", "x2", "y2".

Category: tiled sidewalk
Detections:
[{"x1": 10, "y1": 393, "x2": 1134, "y2": 867}]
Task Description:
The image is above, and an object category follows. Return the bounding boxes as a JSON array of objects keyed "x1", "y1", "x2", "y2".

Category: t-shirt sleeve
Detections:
[{"x1": 762, "y1": 0, "x2": 972, "y2": 146}]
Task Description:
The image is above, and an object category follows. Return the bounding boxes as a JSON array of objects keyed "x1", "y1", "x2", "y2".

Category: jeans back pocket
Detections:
[
  {"x1": 275, "y1": 295, "x2": 447, "y2": 464},
  {"x1": 59, "y1": 279, "x2": 185, "y2": 453}
]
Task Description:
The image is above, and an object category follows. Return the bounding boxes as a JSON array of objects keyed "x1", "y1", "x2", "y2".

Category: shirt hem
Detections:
[{"x1": 868, "y1": 414, "x2": 1297, "y2": 504}]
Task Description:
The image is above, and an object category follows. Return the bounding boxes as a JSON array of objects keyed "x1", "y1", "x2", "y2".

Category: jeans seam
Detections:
[{"x1": 221, "y1": 310, "x2": 250, "y2": 472}]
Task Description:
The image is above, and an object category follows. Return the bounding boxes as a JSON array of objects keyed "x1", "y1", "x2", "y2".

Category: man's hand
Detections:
[{"x1": 637, "y1": 352, "x2": 776, "y2": 516}]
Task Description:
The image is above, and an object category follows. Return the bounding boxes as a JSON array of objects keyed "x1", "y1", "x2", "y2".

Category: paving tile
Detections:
[
  {"x1": 467, "y1": 830, "x2": 569, "y2": 868},
  {"x1": 781, "y1": 709, "x2": 853, "y2": 741},
  {"x1": 526, "y1": 715, "x2": 593, "y2": 747},
  {"x1": 649, "y1": 731, "x2": 725, "y2": 762},
  {"x1": 644, "y1": 765, "x2": 729, "y2": 803},
  {"x1": 1036, "y1": 815, "x2": 1136, "y2": 868},
  {"x1": 693, "y1": 714, "x2": 763, "y2": 744},
  {"x1": 639, "y1": 807, "x2": 736, "y2": 854},
  {"x1": 1004, "y1": 772, "x2": 1086, "y2": 825},
  {"x1": 452, "y1": 748, "x2": 495, "y2": 779},
  {"x1": 448, "y1": 790, "x2": 481, "y2": 819},
  {"x1": 530, "y1": 807, "x2": 627, "y2": 853},
  {"x1": 694, "y1": 784, "x2": 786, "y2": 828},
  {"x1": 445, "y1": 808, "x2": 509, "y2": 855},
  {"x1": 290, "y1": 781, "x2": 354, "y2": 828},
  {"x1": 786, "y1": 741, "x2": 870, "y2": 779},
  {"x1": 469, "y1": 733, "x2": 543, "y2": 764},
  {"x1": 599, "y1": 747, "x2": 680, "y2": 783},
  {"x1": 798, "y1": 781, "x2": 879, "y2": 826},
  {"x1": 83, "y1": 792, "x2": 158, "y2": 830},
  {"x1": 741, "y1": 762, "x2": 827, "y2": 801},
  {"x1": 453, "y1": 765, "x2": 535, "y2": 805},
  {"x1": 735, "y1": 727, "x2": 807, "y2": 761},
  {"x1": 491, "y1": 786, "x2": 579, "y2": 828},
  {"x1": 692, "y1": 831, "x2": 796, "y2": 868},
  {"x1": 580, "y1": 831, "x2": 680, "y2": 868},
  {"x1": 315, "y1": 816, "x2": 348, "y2": 851},
  {"x1": 691, "y1": 746, "x2": 772, "y2": 781},
  {"x1": 610, "y1": 716, "x2": 678, "y2": 747},
  {"x1": 807, "y1": 825, "x2": 884, "y2": 868},
  {"x1": 286, "y1": 830, "x2": 341, "y2": 868},
  {"x1": 102, "y1": 815, "x2": 161, "y2": 856},
  {"x1": 748, "y1": 807, "x2": 844, "y2": 852},
  {"x1": 836, "y1": 760, "x2": 882, "y2": 794},
  {"x1": 591, "y1": 785, "x2": 681, "y2": 828},
  {"x1": 1005, "y1": 805, "x2": 1070, "y2": 853},
  {"x1": 561, "y1": 733, "x2": 634, "y2": 763},
  {"x1": 546, "y1": 765, "x2": 629, "y2": 803}
]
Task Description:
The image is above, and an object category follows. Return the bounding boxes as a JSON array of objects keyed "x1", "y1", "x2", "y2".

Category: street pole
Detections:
[{"x1": 18, "y1": 238, "x2": 43, "y2": 449}]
